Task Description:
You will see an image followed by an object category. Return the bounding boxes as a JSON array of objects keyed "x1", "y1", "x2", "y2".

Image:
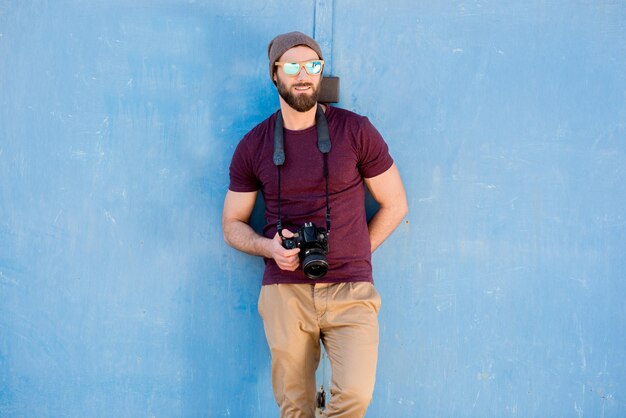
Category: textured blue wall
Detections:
[{"x1": 1, "y1": 1, "x2": 625, "y2": 417}]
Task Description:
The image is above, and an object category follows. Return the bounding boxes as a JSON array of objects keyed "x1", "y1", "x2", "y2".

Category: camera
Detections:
[{"x1": 282, "y1": 222, "x2": 329, "y2": 279}]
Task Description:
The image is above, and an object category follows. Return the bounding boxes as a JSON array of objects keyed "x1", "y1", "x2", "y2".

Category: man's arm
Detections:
[
  {"x1": 222, "y1": 190, "x2": 300, "y2": 270},
  {"x1": 364, "y1": 163, "x2": 409, "y2": 253}
]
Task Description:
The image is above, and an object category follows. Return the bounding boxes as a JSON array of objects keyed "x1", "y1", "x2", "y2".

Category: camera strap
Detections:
[{"x1": 273, "y1": 104, "x2": 331, "y2": 238}]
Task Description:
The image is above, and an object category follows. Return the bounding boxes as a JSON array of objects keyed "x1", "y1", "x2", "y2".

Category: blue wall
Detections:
[{"x1": 1, "y1": 1, "x2": 625, "y2": 417}]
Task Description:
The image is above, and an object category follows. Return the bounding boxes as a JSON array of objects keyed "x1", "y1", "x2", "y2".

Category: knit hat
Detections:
[{"x1": 268, "y1": 31, "x2": 324, "y2": 81}]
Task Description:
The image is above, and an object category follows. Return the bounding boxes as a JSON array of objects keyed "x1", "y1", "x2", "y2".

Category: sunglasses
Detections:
[{"x1": 275, "y1": 60, "x2": 325, "y2": 76}]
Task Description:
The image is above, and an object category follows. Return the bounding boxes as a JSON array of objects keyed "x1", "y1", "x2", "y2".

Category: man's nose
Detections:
[{"x1": 296, "y1": 67, "x2": 309, "y2": 80}]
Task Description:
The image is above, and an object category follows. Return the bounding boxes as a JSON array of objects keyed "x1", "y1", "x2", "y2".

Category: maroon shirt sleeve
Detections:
[
  {"x1": 228, "y1": 137, "x2": 260, "y2": 192},
  {"x1": 356, "y1": 116, "x2": 394, "y2": 178}
]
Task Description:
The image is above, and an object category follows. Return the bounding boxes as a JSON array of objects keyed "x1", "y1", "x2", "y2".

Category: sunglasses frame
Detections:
[{"x1": 274, "y1": 60, "x2": 325, "y2": 76}]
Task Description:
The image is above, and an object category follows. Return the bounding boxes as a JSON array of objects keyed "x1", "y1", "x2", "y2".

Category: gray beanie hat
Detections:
[{"x1": 268, "y1": 31, "x2": 323, "y2": 80}]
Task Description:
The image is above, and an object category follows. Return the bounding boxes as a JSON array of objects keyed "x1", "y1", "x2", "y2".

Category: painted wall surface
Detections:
[{"x1": 1, "y1": 1, "x2": 625, "y2": 417}]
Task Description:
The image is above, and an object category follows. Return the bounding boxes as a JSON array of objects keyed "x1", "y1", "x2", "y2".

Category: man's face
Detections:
[{"x1": 273, "y1": 46, "x2": 323, "y2": 113}]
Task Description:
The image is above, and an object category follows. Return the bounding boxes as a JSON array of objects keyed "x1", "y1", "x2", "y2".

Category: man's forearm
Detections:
[
  {"x1": 223, "y1": 220, "x2": 272, "y2": 258},
  {"x1": 368, "y1": 204, "x2": 408, "y2": 253}
]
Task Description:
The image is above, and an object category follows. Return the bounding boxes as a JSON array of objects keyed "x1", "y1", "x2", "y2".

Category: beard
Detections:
[{"x1": 276, "y1": 77, "x2": 321, "y2": 112}]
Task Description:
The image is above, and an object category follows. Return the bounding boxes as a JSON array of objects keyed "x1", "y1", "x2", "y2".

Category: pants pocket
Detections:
[{"x1": 349, "y1": 282, "x2": 382, "y2": 314}]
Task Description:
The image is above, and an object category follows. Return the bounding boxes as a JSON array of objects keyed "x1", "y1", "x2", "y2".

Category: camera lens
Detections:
[{"x1": 302, "y1": 250, "x2": 329, "y2": 279}]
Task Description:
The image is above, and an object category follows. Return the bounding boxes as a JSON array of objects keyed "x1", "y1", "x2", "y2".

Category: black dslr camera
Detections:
[{"x1": 282, "y1": 222, "x2": 329, "y2": 279}]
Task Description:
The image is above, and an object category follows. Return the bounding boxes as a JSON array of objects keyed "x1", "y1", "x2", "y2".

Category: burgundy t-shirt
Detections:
[{"x1": 228, "y1": 105, "x2": 393, "y2": 285}]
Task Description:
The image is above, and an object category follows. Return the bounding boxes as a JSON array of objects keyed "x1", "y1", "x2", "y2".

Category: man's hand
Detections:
[
  {"x1": 222, "y1": 190, "x2": 302, "y2": 271},
  {"x1": 271, "y1": 230, "x2": 301, "y2": 271}
]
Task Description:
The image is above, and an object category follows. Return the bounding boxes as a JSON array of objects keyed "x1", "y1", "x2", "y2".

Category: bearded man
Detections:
[{"x1": 222, "y1": 31, "x2": 408, "y2": 418}]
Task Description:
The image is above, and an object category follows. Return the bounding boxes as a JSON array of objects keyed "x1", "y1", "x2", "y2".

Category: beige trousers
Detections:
[{"x1": 258, "y1": 282, "x2": 381, "y2": 418}]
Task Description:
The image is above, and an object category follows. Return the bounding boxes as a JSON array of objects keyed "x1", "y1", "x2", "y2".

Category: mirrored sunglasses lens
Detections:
[
  {"x1": 305, "y1": 61, "x2": 322, "y2": 74},
  {"x1": 283, "y1": 63, "x2": 300, "y2": 75}
]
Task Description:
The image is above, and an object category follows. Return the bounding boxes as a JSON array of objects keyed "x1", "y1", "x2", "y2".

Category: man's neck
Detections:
[{"x1": 279, "y1": 98, "x2": 318, "y2": 131}]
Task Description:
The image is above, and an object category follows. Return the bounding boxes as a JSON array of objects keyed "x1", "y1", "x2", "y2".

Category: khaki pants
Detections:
[{"x1": 258, "y1": 282, "x2": 381, "y2": 418}]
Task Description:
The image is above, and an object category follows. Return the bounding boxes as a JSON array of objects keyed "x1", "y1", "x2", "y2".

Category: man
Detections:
[{"x1": 222, "y1": 31, "x2": 408, "y2": 417}]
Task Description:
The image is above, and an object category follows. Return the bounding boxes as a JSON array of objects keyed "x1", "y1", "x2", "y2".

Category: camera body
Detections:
[{"x1": 282, "y1": 222, "x2": 329, "y2": 279}]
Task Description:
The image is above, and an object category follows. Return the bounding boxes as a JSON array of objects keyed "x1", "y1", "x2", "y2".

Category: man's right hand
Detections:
[
  {"x1": 222, "y1": 190, "x2": 301, "y2": 271},
  {"x1": 270, "y1": 230, "x2": 300, "y2": 271}
]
